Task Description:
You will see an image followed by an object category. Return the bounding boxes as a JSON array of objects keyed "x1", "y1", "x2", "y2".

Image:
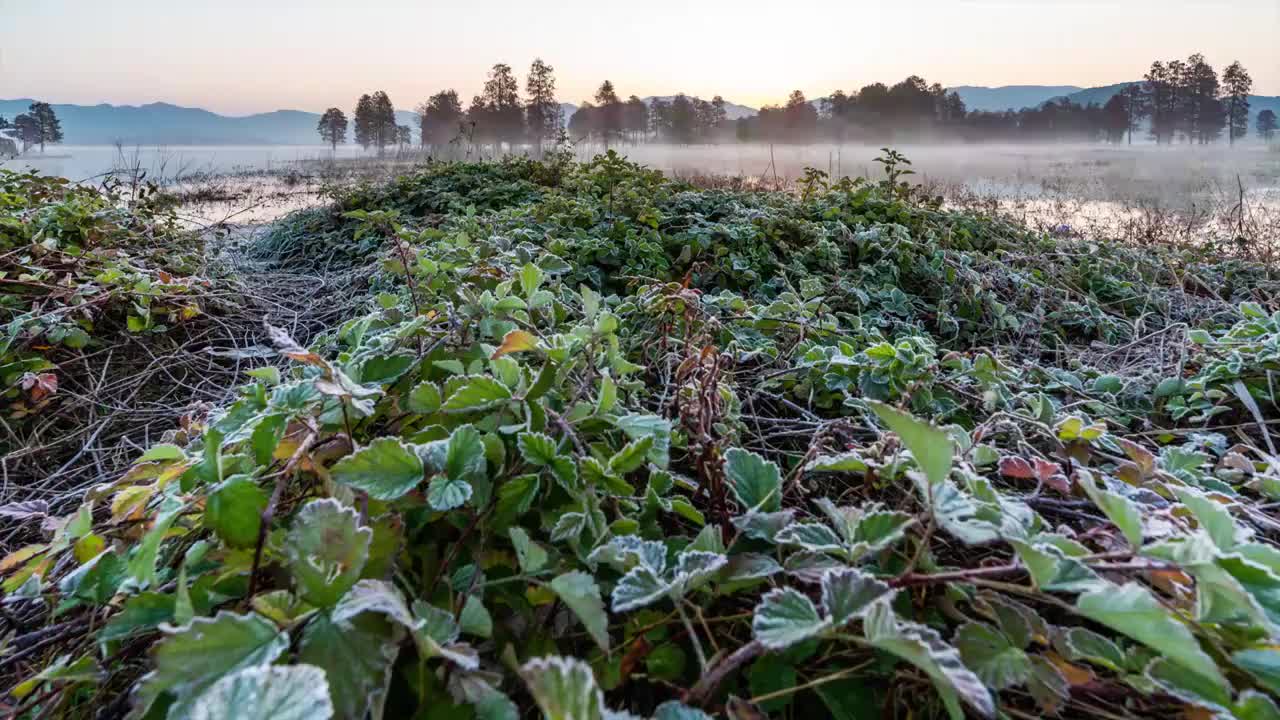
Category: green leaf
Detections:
[
  {"x1": 1235, "y1": 691, "x2": 1280, "y2": 720},
  {"x1": 753, "y1": 587, "x2": 830, "y2": 649},
  {"x1": 519, "y1": 262, "x2": 545, "y2": 297},
  {"x1": 550, "y1": 571, "x2": 611, "y2": 652},
  {"x1": 749, "y1": 655, "x2": 798, "y2": 712},
  {"x1": 100, "y1": 592, "x2": 175, "y2": 641},
  {"x1": 1077, "y1": 470, "x2": 1143, "y2": 547},
  {"x1": 442, "y1": 375, "x2": 512, "y2": 413},
  {"x1": 954, "y1": 622, "x2": 1031, "y2": 690},
  {"x1": 1145, "y1": 656, "x2": 1232, "y2": 713},
  {"x1": 519, "y1": 656, "x2": 605, "y2": 720},
  {"x1": 609, "y1": 436, "x2": 652, "y2": 474},
  {"x1": 612, "y1": 414, "x2": 672, "y2": 468},
  {"x1": 460, "y1": 595, "x2": 493, "y2": 639},
  {"x1": 814, "y1": 678, "x2": 880, "y2": 720},
  {"x1": 1234, "y1": 648, "x2": 1280, "y2": 695},
  {"x1": 1076, "y1": 582, "x2": 1227, "y2": 691},
  {"x1": 285, "y1": 499, "x2": 371, "y2": 607},
  {"x1": 246, "y1": 367, "x2": 281, "y2": 385},
  {"x1": 868, "y1": 400, "x2": 953, "y2": 487},
  {"x1": 332, "y1": 437, "x2": 424, "y2": 501},
  {"x1": 358, "y1": 352, "x2": 416, "y2": 385},
  {"x1": 298, "y1": 613, "x2": 398, "y2": 720},
  {"x1": 1176, "y1": 488, "x2": 1246, "y2": 551},
  {"x1": 1063, "y1": 628, "x2": 1125, "y2": 671},
  {"x1": 138, "y1": 444, "x2": 185, "y2": 462},
  {"x1": 189, "y1": 665, "x2": 333, "y2": 720},
  {"x1": 205, "y1": 476, "x2": 267, "y2": 549},
  {"x1": 724, "y1": 447, "x2": 782, "y2": 512},
  {"x1": 509, "y1": 527, "x2": 548, "y2": 573},
  {"x1": 135, "y1": 612, "x2": 290, "y2": 719}
]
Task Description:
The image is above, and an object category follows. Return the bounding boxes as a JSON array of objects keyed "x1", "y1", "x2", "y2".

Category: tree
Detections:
[
  {"x1": 353, "y1": 92, "x2": 396, "y2": 154},
  {"x1": 317, "y1": 108, "x2": 347, "y2": 151},
  {"x1": 13, "y1": 114, "x2": 41, "y2": 152},
  {"x1": 417, "y1": 90, "x2": 464, "y2": 147},
  {"x1": 525, "y1": 58, "x2": 561, "y2": 151},
  {"x1": 397, "y1": 125, "x2": 411, "y2": 149},
  {"x1": 623, "y1": 96, "x2": 649, "y2": 144},
  {"x1": 482, "y1": 63, "x2": 524, "y2": 146},
  {"x1": 1120, "y1": 83, "x2": 1148, "y2": 144},
  {"x1": 353, "y1": 94, "x2": 376, "y2": 150},
  {"x1": 26, "y1": 102, "x2": 63, "y2": 152},
  {"x1": 371, "y1": 92, "x2": 397, "y2": 155},
  {"x1": 668, "y1": 94, "x2": 697, "y2": 144},
  {"x1": 0, "y1": 116, "x2": 9, "y2": 130},
  {"x1": 594, "y1": 81, "x2": 623, "y2": 146},
  {"x1": 1258, "y1": 109, "x2": 1278, "y2": 142},
  {"x1": 1222, "y1": 61, "x2": 1253, "y2": 146}
]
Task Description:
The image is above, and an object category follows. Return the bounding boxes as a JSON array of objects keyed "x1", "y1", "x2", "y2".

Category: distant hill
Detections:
[
  {"x1": 0, "y1": 97, "x2": 755, "y2": 145},
  {"x1": 949, "y1": 85, "x2": 1083, "y2": 113},
  {"x1": 0, "y1": 99, "x2": 417, "y2": 145}
]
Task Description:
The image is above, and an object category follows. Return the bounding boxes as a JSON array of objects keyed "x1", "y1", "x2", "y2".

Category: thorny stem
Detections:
[{"x1": 683, "y1": 639, "x2": 765, "y2": 707}]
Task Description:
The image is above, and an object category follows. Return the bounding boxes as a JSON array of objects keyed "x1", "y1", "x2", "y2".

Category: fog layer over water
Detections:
[{"x1": 4, "y1": 142, "x2": 1277, "y2": 211}]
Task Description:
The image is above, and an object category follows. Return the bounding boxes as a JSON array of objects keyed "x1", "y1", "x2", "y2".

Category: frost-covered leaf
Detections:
[
  {"x1": 520, "y1": 656, "x2": 605, "y2": 720},
  {"x1": 753, "y1": 587, "x2": 830, "y2": 649},
  {"x1": 652, "y1": 701, "x2": 714, "y2": 720},
  {"x1": 776, "y1": 523, "x2": 845, "y2": 554},
  {"x1": 331, "y1": 437, "x2": 424, "y2": 501},
  {"x1": 551, "y1": 571, "x2": 610, "y2": 651},
  {"x1": 868, "y1": 401, "x2": 953, "y2": 487},
  {"x1": 285, "y1": 499, "x2": 371, "y2": 608},
  {"x1": 189, "y1": 664, "x2": 333, "y2": 720},
  {"x1": 730, "y1": 509, "x2": 795, "y2": 543},
  {"x1": 612, "y1": 566, "x2": 670, "y2": 613},
  {"x1": 517, "y1": 431, "x2": 559, "y2": 466},
  {"x1": 863, "y1": 600, "x2": 994, "y2": 719},
  {"x1": 669, "y1": 551, "x2": 728, "y2": 596},
  {"x1": 588, "y1": 535, "x2": 667, "y2": 573},
  {"x1": 1076, "y1": 583, "x2": 1227, "y2": 691},
  {"x1": 724, "y1": 448, "x2": 782, "y2": 512},
  {"x1": 804, "y1": 451, "x2": 868, "y2": 474},
  {"x1": 822, "y1": 568, "x2": 894, "y2": 626},
  {"x1": 135, "y1": 612, "x2": 290, "y2": 718}
]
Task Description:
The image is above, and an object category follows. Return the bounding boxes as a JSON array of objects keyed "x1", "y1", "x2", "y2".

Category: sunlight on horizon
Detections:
[{"x1": 2, "y1": 0, "x2": 1277, "y2": 114}]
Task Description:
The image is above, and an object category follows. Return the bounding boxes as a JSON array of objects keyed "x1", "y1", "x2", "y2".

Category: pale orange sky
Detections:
[{"x1": 2, "y1": 0, "x2": 1277, "y2": 115}]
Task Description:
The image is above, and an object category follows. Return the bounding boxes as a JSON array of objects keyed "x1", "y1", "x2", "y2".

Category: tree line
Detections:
[
  {"x1": 317, "y1": 53, "x2": 1272, "y2": 152},
  {"x1": 0, "y1": 102, "x2": 64, "y2": 153}
]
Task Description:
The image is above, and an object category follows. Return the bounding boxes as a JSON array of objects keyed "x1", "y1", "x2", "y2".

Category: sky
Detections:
[{"x1": 2, "y1": 0, "x2": 1277, "y2": 115}]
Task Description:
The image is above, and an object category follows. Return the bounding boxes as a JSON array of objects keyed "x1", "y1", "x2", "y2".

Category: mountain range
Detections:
[{"x1": 3, "y1": 86, "x2": 1277, "y2": 145}]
